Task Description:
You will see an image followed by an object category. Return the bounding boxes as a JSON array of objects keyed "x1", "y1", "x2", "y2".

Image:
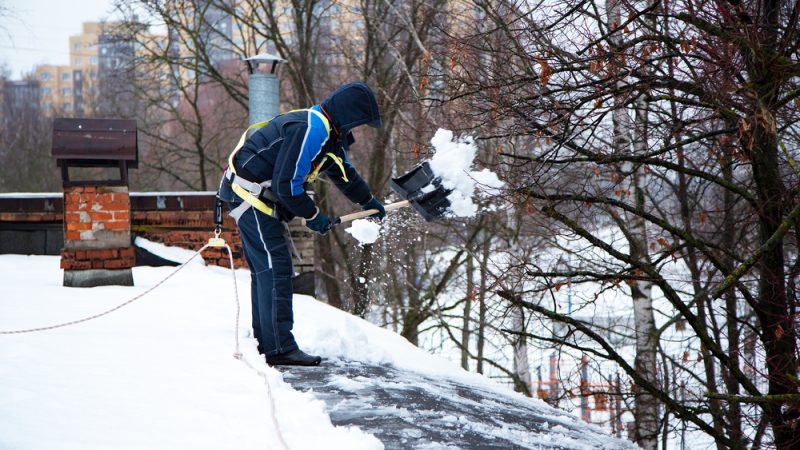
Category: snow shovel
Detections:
[
  {"x1": 302, "y1": 161, "x2": 453, "y2": 226},
  {"x1": 388, "y1": 161, "x2": 451, "y2": 222},
  {"x1": 341, "y1": 161, "x2": 452, "y2": 223},
  {"x1": 303, "y1": 162, "x2": 451, "y2": 226}
]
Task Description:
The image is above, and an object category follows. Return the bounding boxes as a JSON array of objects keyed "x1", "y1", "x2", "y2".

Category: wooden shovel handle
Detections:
[
  {"x1": 300, "y1": 200, "x2": 410, "y2": 226},
  {"x1": 337, "y1": 200, "x2": 410, "y2": 224}
]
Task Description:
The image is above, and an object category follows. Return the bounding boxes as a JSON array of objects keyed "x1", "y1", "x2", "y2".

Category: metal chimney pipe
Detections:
[
  {"x1": 244, "y1": 53, "x2": 286, "y2": 125},
  {"x1": 248, "y1": 71, "x2": 279, "y2": 124}
]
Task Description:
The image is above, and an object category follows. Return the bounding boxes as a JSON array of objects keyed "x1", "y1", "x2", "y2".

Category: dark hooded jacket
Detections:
[{"x1": 221, "y1": 82, "x2": 381, "y2": 219}]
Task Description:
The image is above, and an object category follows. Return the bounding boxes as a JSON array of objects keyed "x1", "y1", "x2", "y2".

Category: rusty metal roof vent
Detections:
[{"x1": 51, "y1": 118, "x2": 138, "y2": 186}]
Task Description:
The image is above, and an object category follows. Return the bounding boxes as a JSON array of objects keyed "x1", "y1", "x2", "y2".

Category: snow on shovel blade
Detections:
[{"x1": 390, "y1": 162, "x2": 451, "y2": 222}]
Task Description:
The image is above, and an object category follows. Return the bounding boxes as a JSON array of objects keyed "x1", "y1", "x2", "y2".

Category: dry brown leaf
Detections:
[{"x1": 537, "y1": 58, "x2": 552, "y2": 88}]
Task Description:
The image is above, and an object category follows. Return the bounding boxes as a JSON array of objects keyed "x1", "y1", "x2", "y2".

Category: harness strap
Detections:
[
  {"x1": 225, "y1": 169, "x2": 276, "y2": 218},
  {"x1": 224, "y1": 118, "x2": 278, "y2": 220},
  {"x1": 228, "y1": 120, "x2": 271, "y2": 173},
  {"x1": 229, "y1": 200, "x2": 252, "y2": 223},
  {"x1": 306, "y1": 152, "x2": 349, "y2": 184}
]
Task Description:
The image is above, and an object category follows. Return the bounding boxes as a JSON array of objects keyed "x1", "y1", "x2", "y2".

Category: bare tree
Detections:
[
  {"x1": 0, "y1": 71, "x2": 59, "y2": 192},
  {"x1": 112, "y1": 2, "x2": 249, "y2": 191},
  {"x1": 434, "y1": 0, "x2": 800, "y2": 448}
]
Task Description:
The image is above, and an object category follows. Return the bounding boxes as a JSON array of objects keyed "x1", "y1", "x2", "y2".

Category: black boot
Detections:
[{"x1": 266, "y1": 348, "x2": 322, "y2": 366}]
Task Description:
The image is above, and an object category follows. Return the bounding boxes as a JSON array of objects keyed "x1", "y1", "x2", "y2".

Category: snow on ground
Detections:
[
  {"x1": 0, "y1": 254, "x2": 380, "y2": 450},
  {"x1": 0, "y1": 251, "x2": 628, "y2": 450},
  {"x1": 134, "y1": 236, "x2": 206, "y2": 265}
]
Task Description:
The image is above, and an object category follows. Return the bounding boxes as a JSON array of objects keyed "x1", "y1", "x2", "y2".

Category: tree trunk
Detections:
[
  {"x1": 627, "y1": 102, "x2": 660, "y2": 450},
  {"x1": 678, "y1": 163, "x2": 727, "y2": 448},
  {"x1": 607, "y1": 1, "x2": 659, "y2": 447},
  {"x1": 511, "y1": 302, "x2": 531, "y2": 396},
  {"x1": 721, "y1": 152, "x2": 744, "y2": 443},
  {"x1": 400, "y1": 251, "x2": 423, "y2": 345},
  {"x1": 476, "y1": 235, "x2": 490, "y2": 374},
  {"x1": 744, "y1": 3, "x2": 800, "y2": 445},
  {"x1": 461, "y1": 254, "x2": 474, "y2": 370},
  {"x1": 748, "y1": 122, "x2": 799, "y2": 449},
  {"x1": 316, "y1": 183, "x2": 345, "y2": 310}
]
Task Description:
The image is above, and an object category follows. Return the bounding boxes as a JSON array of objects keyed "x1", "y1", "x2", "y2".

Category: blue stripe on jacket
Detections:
[
  {"x1": 271, "y1": 107, "x2": 330, "y2": 218},
  {"x1": 290, "y1": 108, "x2": 329, "y2": 195}
]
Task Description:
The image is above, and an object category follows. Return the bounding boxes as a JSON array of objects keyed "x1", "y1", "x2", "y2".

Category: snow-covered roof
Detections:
[{"x1": 0, "y1": 252, "x2": 634, "y2": 449}]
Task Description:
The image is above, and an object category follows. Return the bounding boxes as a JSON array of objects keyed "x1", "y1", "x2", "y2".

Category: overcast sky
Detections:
[{"x1": 1, "y1": 0, "x2": 117, "y2": 79}]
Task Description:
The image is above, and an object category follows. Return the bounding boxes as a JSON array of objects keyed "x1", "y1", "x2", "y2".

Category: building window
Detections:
[
  {"x1": 62, "y1": 102, "x2": 72, "y2": 110},
  {"x1": 74, "y1": 71, "x2": 81, "y2": 80},
  {"x1": 74, "y1": 43, "x2": 81, "y2": 51},
  {"x1": 42, "y1": 88, "x2": 52, "y2": 96},
  {"x1": 43, "y1": 101, "x2": 52, "y2": 110},
  {"x1": 61, "y1": 72, "x2": 71, "y2": 81},
  {"x1": 40, "y1": 72, "x2": 51, "y2": 81},
  {"x1": 61, "y1": 88, "x2": 72, "y2": 96},
  {"x1": 90, "y1": 56, "x2": 98, "y2": 65},
  {"x1": 74, "y1": 57, "x2": 82, "y2": 65}
]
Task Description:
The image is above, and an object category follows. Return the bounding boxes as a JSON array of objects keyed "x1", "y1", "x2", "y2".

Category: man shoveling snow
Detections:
[
  {"x1": 217, "y1": 82, "x2": 386, "y2": 366},
  {"x1": 217, "y1": 77, "x2": 502, "y2": 367}
]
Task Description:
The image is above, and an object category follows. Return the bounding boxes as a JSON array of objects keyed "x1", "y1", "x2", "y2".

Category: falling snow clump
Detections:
[{"x1": 345, "y1": 219, "x2": 382, "y2": 244}]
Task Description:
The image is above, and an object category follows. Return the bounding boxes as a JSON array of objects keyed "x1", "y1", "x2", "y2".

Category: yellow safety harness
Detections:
[
  {"x1": 225, "y1": 109, "x2": 349, "y2": 219},
  {"x1": 227, "y1": 120, "x2": 274, "y2": 216}
]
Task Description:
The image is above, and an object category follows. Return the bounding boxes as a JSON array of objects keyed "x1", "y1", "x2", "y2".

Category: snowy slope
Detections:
[{"x1": 0, "y1": 253, "x2": 634, "y2": 450}]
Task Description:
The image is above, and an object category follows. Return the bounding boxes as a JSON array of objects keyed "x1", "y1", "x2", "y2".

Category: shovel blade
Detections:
[{"x1": 390, "y1": 162, "x2": 451, "y2": 222}]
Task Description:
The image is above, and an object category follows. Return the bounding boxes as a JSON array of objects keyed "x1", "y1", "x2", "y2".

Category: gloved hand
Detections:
[
  {"x1": 305, "y1": 208, "x2": 334, "y2": 235},
  {"x1": 361, "y1": 196, "x2": 386, "y2": 220}
]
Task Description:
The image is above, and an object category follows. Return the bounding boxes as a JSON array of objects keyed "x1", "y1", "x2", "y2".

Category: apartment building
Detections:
[
  {"x1": 34, "y1": 64, "x2": 78, "y2": 115},
  {"x1": 26, "y1": 1, "x2": 409, "y2": 118},
  {"x1": 0, "y1": 79, "x2": 40, "y2": 126},
  {"x1": 200, "y1": 0, "x2": 234, "y2": 65},
  {"x1": 69, "y1": 21, "x2": 104, "y2": 114},
  {"x1": 70, "y1": 22, "x2": 102, "y2": 76},
  {"x1": 34, "y1": 21, "x2": 134, "y2": 117}
]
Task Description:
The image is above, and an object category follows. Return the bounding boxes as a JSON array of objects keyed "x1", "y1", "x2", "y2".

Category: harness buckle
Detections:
[{"x1": 247, "y1": 183, "x2": 262, "y2": 196}]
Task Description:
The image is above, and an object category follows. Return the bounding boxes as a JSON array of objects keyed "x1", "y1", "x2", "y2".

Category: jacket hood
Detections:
[{"x1": 321, "y1": 82, "x2": 382, "y2": 143}]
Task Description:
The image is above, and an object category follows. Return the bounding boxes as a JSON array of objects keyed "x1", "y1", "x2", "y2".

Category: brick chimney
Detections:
[
  {"x1": 52, "y1": 118, "x2": 138, "y2": 287},
  {"x1": 60, "y1": 186, "x2": 134, "y2": 286}
]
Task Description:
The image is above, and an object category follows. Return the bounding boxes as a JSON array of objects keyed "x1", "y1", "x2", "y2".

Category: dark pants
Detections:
[{"x1": 230, "y1": 201, "x2": 297, "y2": 356}]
